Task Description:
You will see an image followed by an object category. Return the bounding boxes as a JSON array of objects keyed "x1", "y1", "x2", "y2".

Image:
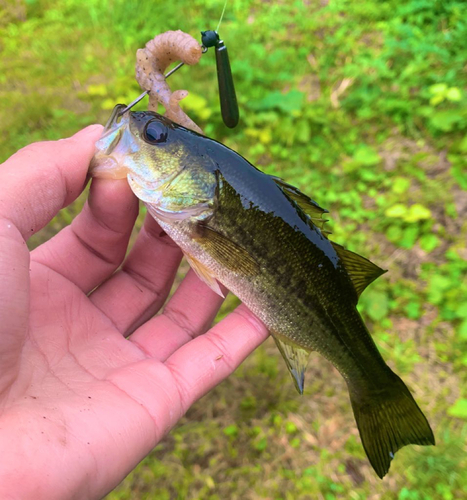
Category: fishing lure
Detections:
[
  {"x1": 133, "y1": 30, "x2": 204, "y2": 133},
  {"x1": 121, "y1": 26, "x2": 239, "y2": 131},
  {"x1": 201, "y1": 29, "x2": 239, "y2": 128}
]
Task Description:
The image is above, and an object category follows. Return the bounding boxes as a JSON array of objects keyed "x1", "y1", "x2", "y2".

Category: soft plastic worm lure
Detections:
[{"x1": 121, "y1": 27, "x2": 239, "y2": 131}]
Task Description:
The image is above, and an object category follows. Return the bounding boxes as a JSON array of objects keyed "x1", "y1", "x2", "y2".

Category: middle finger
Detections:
[{"x1": 89, "y1": 214, "x2": 183, "y2": 335}]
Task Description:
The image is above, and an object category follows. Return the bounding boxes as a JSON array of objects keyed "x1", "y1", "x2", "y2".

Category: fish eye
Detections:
[{"x1": 144, "y1": 121, "x2": 168, "y2": 144}]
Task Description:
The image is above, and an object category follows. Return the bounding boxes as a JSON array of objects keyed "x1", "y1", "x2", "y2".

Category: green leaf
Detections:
[
  {"x1": 290, "y1": 437, "x2": 301, "y2": 448},
  {"x1": 360, "y1": 290, "x2": 389, "y2": 321},
  {"x1": 404, "y1": 203, "x2": 431, "y2": 222},
  {"x1": 419, "y1": 233, "x2": 440, "y2": 252},
  {"x1": 181, "y1": 93, "x2": 212, "y2": 120},
  {"x1": 285, "y1": 422, "x2": 297, "y2": 434},
  {"x1": 448, "y1": 398, "x2": 467, "y2": 419},
  {"x1": 248, "y1": 90, "x2": 305, "y2": 113},
  {"x1": 353, "y1": 145, "x2": 381, "y2": 166},
  {"x1": 406, "y1": 302, "x2": 421, "y2": 320},
  {"x1": 386, "y1": 224, "x2": 403, "y2": 243},
  {"x1": 459, "y1": 320, "x2": 467, "y2": 340},
  {"x1": 223, "y1": 425, "x2": 239, "y2": 437},
  {"x1": 455, "y1": 304, "x2": 467, "y2": 319},
  {"x1": 430, "y1": 110, "x2": 463, "y2": 132},
  {"x1": 385, "y1": 203, "x2": 408, "y2": 218},
  {"x1": 87, "y1": 83, "x2": 107, "y2": 96},
  {"x1": 254, "y1": 436, "x2": 268, "y2": 451},
  {"x1": 446, "y1": 87, "x2": 462, "y2": 102},
  {"x1": 392, "y1": 177, "x2": 411, "y2": 194},
  {"x1": 429, "y1": 94, "x2": 444, "y2": 106},
  {"x1": 458, "y1": 135, "x2": 467, "y2": 153},
  {"x1": 429, "y1": 83, "x2": 448, "y2": 95},
  {"x1": 428, "y1": 275, "x2": 452, "y2": 305},
  {"x1": 400, "y1": 225, "x2": 419, "y2": 249},
  {"x1": 295, "y1": 119, "x2": 311, "y2": 143}
]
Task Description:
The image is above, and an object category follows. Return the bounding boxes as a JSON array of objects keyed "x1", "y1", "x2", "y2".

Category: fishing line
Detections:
[{"x1": 216, "y1": 0, "x2": 228, "y2": 33}]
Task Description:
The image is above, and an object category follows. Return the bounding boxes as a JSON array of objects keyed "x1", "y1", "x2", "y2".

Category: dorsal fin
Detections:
[
  {"x1": 331, "y1": 242, "x2": 387, "y2": 298},
  {"x1": 271, "y1": 176, "x2": 330, "y2": 232}
]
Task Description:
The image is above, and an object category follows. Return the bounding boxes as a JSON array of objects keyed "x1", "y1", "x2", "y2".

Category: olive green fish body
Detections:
[
  {"x1": 90, "y1": 109, "x2": 434, "y2": 478},
  {"x1": 160, "y1": 175, "x2": 379, "y2": 378}
]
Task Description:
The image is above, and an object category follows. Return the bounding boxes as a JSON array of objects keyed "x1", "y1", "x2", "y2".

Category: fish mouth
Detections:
[
  {"x1": 89, "y1": 109, "x2": 136, "y2": 179},
  {"x1": 89, "y1": 154, "x2": 126, "y2": 179}
]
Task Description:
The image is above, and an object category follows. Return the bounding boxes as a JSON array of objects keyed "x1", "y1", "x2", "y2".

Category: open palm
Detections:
[{"x1": 0, "y1": 125, "x2": 268, "y2": 499}]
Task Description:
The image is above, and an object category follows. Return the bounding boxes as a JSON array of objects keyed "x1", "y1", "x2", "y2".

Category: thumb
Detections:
[
  {"x1": 0, "y1": 125, "x2": 102, "y2": 388},
  {"x1": 0, "y1": 124, "x2": 103, "y2": 239}
]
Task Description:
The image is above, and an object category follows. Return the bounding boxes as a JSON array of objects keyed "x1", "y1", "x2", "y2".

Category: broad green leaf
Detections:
[
  {"x1": 248, "y1": 90, "x2": 305, "y2": 113},
  {"x1": 295, "y1": 120, "x2": 311, "y2": 144},
  {"x1": 386, "y1": 224, "x2": 403, "y2": 243},
  {"x1": 459, "y1": 320, "x2": 467, "y2": 340},
  {"x1": 360, "y1": 290, "x2": 389, "y2": 321},
  {"x1": 455, "y1": 303, "x2": 467, "y2": 319},
  {"x1": 392, "y1": 177, "x2": 411, "y2": 194},
  {"x1": 448, "y1": 398, "x2": 467, "y2": 419},
  {"x1": 400, "y1": 225, "x2": 419, "y2": 249},
  {"x1": 446, "y1": 87, "x2": 462, "y2": 102},
  {"x1": 459, "y1": 135, "x2": 467, "y2": 153},
  {"x1": 406, "y1": 302, "x2": 421, "y2": 320},
  {"x1": 352, "y1": 145, "x2": 381, "y2": 166},
  {"x1": 419, "y1": 233, "x2": 440, "y2": 252},
  {"x1": 429, "y1": 83, "x2": 448, "y2": 95},
  {"x1": 429, "y1": 94, "x2": 444, "y2": 106},
  {"x1": 385, "y1": 203, "x2": 408, "y2": 218},
  {"x1": 87, "y1": 83, "x2": 107, "y2": 96},
  {"x1": 404, "y1": 203, "x2": 431, "y2": 222},
  {"x1": 223, "y1": 425, "x2": 239, "y2": 437},
  {"x1": 430, "y1": 110, "x2": 463, "y2": 132},
  {"x1": 181, "y1": 93, "x2": 212, "y2": 120},
  {"x1": 428, "y1": 275, "x2": 452, "y2": 305}
]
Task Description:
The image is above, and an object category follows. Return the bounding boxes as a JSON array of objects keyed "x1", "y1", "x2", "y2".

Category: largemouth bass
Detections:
[{"x1": 90, "y1": 107, "x2": 434, "y2": 478}]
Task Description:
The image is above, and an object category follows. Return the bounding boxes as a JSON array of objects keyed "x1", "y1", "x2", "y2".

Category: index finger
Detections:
[{"x1": 0, "y1": 124, "x2": 103, "y2": 240}]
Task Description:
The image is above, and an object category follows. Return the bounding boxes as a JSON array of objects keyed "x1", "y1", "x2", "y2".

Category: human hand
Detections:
[{"x1": 0, "y1": 126, "x2": 268, "y2": 499}]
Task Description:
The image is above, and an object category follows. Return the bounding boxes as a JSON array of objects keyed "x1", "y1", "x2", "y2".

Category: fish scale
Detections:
[{"x1": 90, "y1": 108, "x2": 435, "y2": 479}]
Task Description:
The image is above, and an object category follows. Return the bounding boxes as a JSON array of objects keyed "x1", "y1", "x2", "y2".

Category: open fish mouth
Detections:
[{"x1": 89, "y1": 109, "x2": 135, "y2": 179}]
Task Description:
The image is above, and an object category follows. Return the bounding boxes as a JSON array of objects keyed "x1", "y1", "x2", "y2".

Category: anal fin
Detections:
[
  {"x1": 184, "y1": 254, "x2": 225, "y2": 298},
  {"x1": 272, "y1": 334, "x2": 312, "y2": 395}
]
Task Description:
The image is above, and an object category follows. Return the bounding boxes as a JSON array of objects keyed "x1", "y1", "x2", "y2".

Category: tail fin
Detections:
[{"x1": 348, "y1": 373, "x2": 435, "y2": 479}]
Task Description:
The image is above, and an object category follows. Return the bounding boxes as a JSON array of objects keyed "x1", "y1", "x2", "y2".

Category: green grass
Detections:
[{"x1": 1, "y1": 0, "x2": 467, "y2": 498}]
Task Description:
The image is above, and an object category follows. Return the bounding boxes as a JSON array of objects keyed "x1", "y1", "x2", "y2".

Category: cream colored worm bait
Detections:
[{"x1": 135, "y1": 30, "x2": 204, "y2": 134}]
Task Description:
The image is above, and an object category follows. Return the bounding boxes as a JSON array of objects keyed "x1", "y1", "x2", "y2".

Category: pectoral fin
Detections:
[
  {"x1": 184, "y1": 253, "x2": 225, "y2": 297},
  {"x1": 194, "y1": 223, "x2": 259, "y2": 276},
  {"x1": 272, "y1": 334, "x2": 312, "y2": 395}
]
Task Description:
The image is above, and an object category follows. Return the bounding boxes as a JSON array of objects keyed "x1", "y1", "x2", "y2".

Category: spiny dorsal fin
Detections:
[
  {"x1": 271, "y1": 176, "x2": 330, "y2": 232},
  {"x1": 331, "y1": 242, "x2": 387, "y2": 298}
]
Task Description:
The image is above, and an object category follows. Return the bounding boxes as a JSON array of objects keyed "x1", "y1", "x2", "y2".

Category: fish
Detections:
[{"x1": 90, "y1": 107, "x2": 435, "y2": 478}]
